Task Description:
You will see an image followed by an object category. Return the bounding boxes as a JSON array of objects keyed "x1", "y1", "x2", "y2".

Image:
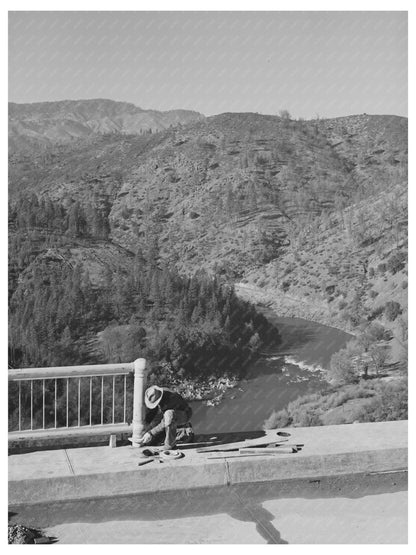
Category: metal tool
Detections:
[
  {"x1": 239, "y1": 446, "x2": 298, "y2": 454},
  {"x1": 160, "y1": 449, "x2": 184, "y2": 461},
  {"x1": 137, "y1": 448, "x2": 184, "y2": 466},
  {"x1": 207, "y1": 453, "x2": 277, "y2": 460},
  {"x1": 196, "y1": 437, "x2": 288, "y2": 453},
  {"x1": 138, "y1": 458, "x2": 157, "y2": 466}
]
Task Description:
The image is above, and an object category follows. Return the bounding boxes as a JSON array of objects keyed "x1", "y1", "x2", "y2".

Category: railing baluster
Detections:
[
  {"x1": 18, "y1": 381, "x2": 21, "y2": 431},
  {"x1": 54, "y1": 378, "x2": 57, "y2": 429},
  {"x1": 9, "y1": 362, "x2": 141, "y2": 436},
  {"x1": 101, "y1": 376, "x2": 104, "y2": 425},
  {"x1": 123, "y1": 375, "x2": 127, "y2": 423},
  {"x1": 89, "y1": 377, "x2": 92, "y2": 426},
  {"x1": 112, "y1": 375, "x2": 115, "y2": 424},
  {"x1": 78, "y1": 377, "x2": 81, "y2": 427},
  {"x1": 42, "y1": 379, "x2": 45, "y2": 430},
  {"x1": 30, "y1": 381, "x2": 33, "y2": 430},
  {"x1": 66, "y1": 378, "x2": 69, "y2": 428}
]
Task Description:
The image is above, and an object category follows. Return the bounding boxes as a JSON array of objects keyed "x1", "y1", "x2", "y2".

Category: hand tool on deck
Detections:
[
  {"x1": 207, "y1": 453, "x2": 277, "y2": 460},
  {"x1": 206, "y1": 448, "x2": 297, "y2": 459},
  {"x1": 138, "y1": 458, "x2": 160, "y2": 466},
  {"x1": 196, "y1": 437, "x2": 289, "y2": 453},
  {"x1": 207, "y1": 445, "x2": 301, "y2": 459},
  {"x1": 137, "y1": 448, "x2": 184, "y2": 466},
  {"x1": 241, "y1": 442, "x2": 303, "y2": 450},
  {"x1": 239, "y1": 446, "x2": 299, "y2": 454}
]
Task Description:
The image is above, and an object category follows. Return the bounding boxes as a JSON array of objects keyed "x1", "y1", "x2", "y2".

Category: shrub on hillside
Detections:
[
  {"x1": 377, "y1": 262, "x2": 387, "y2": 274},
  {"x1": 328, "y1": 341, "x2": 361, "y2": 385},
  {"x1": 386, "y1": 251, "x2": 406, "y2": 275},
  {"x1": 327, "y1": 340, "x2": 363, "y2": 386},
  {"x1": 384, "y1": 301, "x2": 402, "y2": 322},
  {"x1": 298, "y1": 413, "x2": 323, "y2": 427},
  {"x1": 278, "y1": 109, "x2": 292, "y2": 120},
  {"x1": 264, "y1": 408, "x2": 291, "y2": 429},
  {"x1": 263, "y1": 394, "x2": 323, "y2": 429},
  {"x1": 327, "y1": 383, "x2": 374, "y2": 408},
  {"x1": 283, "y1": 263, "x2": 295, "y2": 275},
  {"x1": 366, "y1": 322, "x2": 388, "y2": 342},
  {"x1": 356, "y1": 379, "x2": 407, "y2": 422},
  {"x1": 368, "y1": 305, "x2": 384, "y2": 321},
  {"x1": 338, "y1": 299, "x2": 348, "y2": 310},
  {"x1": 383, "y1": 328, "x2": 393, "y2": 341},
  {"x1": 347, "y1": 310, "x2": 366, "y2": 328},
  {"x1": 263, "y1": 382, "x2": 375, "y2": 430},
  {"x1": 263, "y1": 379, "x2": 406, "y2": 430},
  {"x1": 368, "y1": 344, "x2": 390, "y2": 374}
]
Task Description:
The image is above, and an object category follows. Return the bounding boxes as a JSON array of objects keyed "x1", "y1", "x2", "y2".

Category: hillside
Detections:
[
  {"x1": 8, "y1": 109, "x2": 407, "y2": 376},
  {"x1": 8, "y1": 98, "x2": 204, "y2": 151},
  {"x1": 238, "y1": 179, "x2": 407, "y2": 340}
]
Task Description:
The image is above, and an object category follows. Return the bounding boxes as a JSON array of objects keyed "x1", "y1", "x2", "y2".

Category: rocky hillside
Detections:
[
  {"x1": 237, "y1": 179, "x2": 407, "y2": 353},
  {"x1": 8, "y1": 98, "x2": 204, "y2": 151},
  {"x1": 9, "y1": 110, "x2": 407, "y2": 362}
]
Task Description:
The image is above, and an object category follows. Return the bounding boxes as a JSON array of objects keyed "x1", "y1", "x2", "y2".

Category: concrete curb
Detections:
[
  {"x1": 9, "y1": 421, "x2": 408, "y2": 506},
  {"x1": 9, "y1": 445, "x2": 407, "y2": 506}
]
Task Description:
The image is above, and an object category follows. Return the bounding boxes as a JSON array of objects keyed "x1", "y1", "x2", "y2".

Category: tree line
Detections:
[{"x1": 8, "y1": 192, "x2": 281, "y2": 429}]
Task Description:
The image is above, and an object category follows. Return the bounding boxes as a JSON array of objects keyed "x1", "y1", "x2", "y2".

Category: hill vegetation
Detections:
[
  {"x1": 8, "y1": 102, "x2": 407, "y2": 426},
  {"x1": 264, "y1": 377, "x2": 408, "y2": 429},
  {"x1": 9, "y1": 195, "x2": 279, "y2": 377}
]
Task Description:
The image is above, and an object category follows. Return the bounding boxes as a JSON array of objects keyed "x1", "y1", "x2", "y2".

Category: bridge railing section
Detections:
[{"x1": 8, "y1": 358, "x2": 147, "y2": 446}]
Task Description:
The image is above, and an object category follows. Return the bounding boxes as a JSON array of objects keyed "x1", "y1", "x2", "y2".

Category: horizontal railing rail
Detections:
[
  {"x1": 8, "y1": 359, "x2": 148, "y2": 448},
  {"x1": 8, "y1": 363, "x2": 134, "y2": 381}
]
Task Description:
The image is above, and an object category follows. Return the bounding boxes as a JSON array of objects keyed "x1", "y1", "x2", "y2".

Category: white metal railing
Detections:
[{"x1": 8, "y1": 358, "x2": 147, "y2": 446}]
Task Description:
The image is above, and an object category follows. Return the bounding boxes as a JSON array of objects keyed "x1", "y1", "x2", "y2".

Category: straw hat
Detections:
[{"x1": 145, "y1": 385, "x2": 164, "y2": 409}]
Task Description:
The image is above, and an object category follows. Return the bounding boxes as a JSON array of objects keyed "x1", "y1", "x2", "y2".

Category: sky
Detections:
[{"x1": 8, "y1": 11, "x2": 408, "y2": 119}]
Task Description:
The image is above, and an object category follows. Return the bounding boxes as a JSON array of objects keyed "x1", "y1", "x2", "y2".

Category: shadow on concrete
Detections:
[
  {"x1": 8, "y1": 485, "x2": 288, "y2": 544},
  {"x1": 170, "y1": 430, "x2": 267, "y2": 449},
  {"x1": 8, "y1": 471, "x2": 407, "y2": 545}
]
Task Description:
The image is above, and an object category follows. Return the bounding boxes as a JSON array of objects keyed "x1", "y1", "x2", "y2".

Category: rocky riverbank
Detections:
[{"x1": 157, "y1": 362, "x2": 239, "y2": 405}]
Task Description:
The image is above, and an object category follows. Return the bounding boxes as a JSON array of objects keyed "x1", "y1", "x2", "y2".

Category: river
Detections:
[{"x1": 190, "y1": 309, "x2": 353, "y2": 434}]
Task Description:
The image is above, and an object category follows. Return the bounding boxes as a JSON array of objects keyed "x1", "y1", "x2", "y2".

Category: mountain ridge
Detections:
[{"x1": 8, "y1": 98, "x2": 205, "y2": 150}]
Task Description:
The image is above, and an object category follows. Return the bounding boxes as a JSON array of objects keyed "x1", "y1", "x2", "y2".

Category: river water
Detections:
[{"x1": 190, "y1": 311, "x2": 353, "y2": 434}]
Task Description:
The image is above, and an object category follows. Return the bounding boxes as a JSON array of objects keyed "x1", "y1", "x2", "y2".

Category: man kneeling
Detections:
[{"x1": 139, "y1": 385, "x2": 194, "y2": 449}]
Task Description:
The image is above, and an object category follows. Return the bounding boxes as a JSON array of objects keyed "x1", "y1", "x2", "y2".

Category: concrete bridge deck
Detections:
[{"x1": 9, "y1": 421, "x2": 407, "y2": 506}]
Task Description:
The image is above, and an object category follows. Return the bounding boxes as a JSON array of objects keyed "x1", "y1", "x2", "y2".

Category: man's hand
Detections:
[{"x1": 139, "y1": 432, "x2": 152, "y2": 445}]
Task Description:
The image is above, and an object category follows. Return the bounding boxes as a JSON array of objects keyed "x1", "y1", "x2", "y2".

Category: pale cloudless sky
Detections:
[{"x1": 8, "y1": 11, "x2": 407, "y2": 118}]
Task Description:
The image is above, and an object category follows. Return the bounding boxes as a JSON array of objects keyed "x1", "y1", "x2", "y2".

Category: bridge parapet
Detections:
[{"x1": 8, "y1": 358, "x2": 148, "y2": 450}]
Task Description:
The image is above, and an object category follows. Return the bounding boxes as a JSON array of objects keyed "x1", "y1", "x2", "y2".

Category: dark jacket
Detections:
[{"x1": 145, "y1": 388, "x2": 192, "y2": 436}]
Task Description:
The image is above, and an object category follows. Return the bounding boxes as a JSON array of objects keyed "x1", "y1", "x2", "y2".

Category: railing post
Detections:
[{"x1": 131, "y1": 358, "x2": 148, "y2": 447}]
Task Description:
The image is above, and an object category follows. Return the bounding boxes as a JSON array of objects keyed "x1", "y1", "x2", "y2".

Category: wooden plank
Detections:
[
  {"x1": 196, "y1": 437, "x2": 288, "y2": 453},
  {"x1": 177, "y1": 441, "x2": 220, "y2": 448}
]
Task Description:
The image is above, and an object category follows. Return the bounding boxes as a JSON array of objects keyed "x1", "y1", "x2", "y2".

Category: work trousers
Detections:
[{"x1": 153, "y1": 408, "x2": 193, "y2": 449}]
